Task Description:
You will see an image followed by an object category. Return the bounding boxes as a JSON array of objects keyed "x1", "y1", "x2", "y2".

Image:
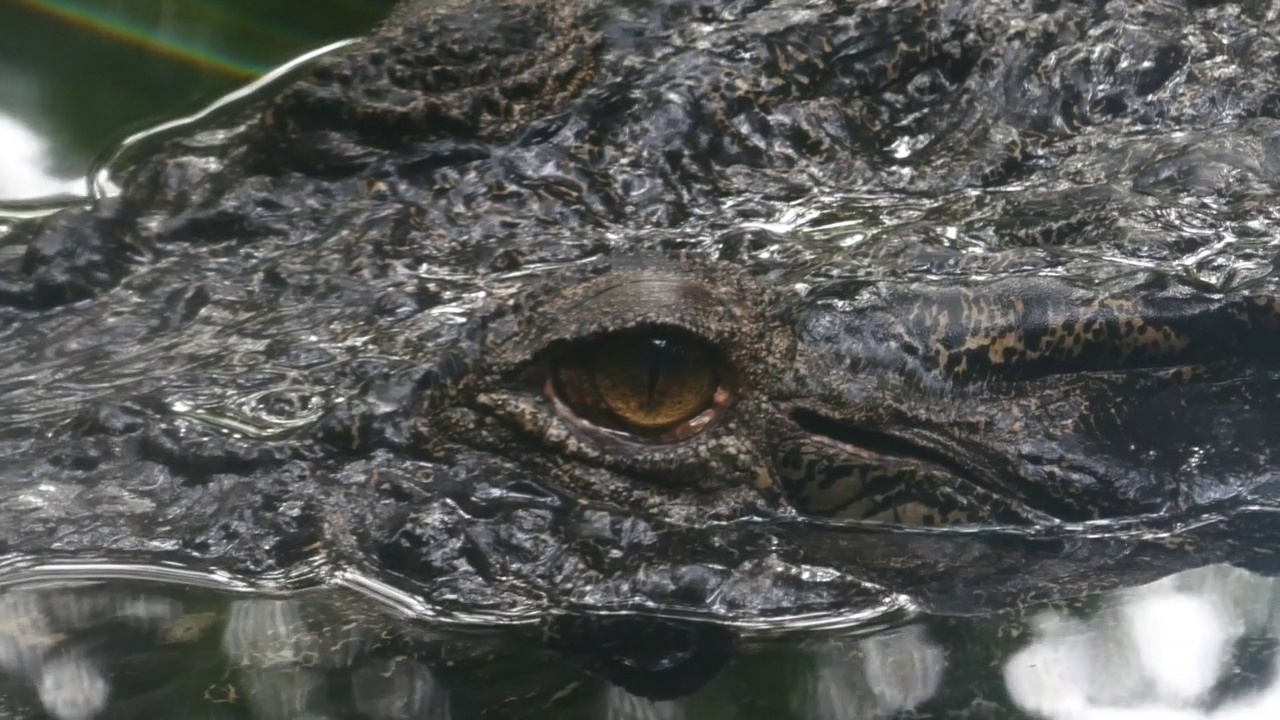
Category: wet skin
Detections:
[{"x1": 1, "y1": 0, "x2": 1280, "y2": 625}]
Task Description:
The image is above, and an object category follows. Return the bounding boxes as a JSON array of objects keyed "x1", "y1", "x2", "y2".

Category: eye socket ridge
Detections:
[{"x1": 543, "y1": 325, "x2": 735, "y2": 444}]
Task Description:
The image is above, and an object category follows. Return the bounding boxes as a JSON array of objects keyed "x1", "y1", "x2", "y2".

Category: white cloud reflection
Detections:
[
  {"x1": 0, "y1": 111, "x2": 85, "y2": 201},
  {"x1": 1005, "y1": 565, "x2": 1280, "y2": 720}
]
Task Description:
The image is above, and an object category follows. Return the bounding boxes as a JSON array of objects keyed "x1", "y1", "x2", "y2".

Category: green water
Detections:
[
  {"x1": 0, "y1": 562, "x2": 1275, "y2": 718},
  {"x1": 0, "y1": 0, "x2": 395, "y2": 196}
]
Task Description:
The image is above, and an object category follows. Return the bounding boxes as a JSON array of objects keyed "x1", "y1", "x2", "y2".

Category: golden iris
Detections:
[{"x1": 551, "y1": 329, "x2": 723, "y2": 439}]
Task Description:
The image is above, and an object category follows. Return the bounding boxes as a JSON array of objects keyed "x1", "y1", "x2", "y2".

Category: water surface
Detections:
[
  {"x1": 0, "y1": 0, "x2": 395, "y2": 201},
  {"x1": 0, "y1": 563, "x2": 1277, "y2": 719}
]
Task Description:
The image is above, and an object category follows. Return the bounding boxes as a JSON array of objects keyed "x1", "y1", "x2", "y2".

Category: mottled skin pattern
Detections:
[{"x1": 3, "y1": 0, "x2": 1280, "y2": 640}]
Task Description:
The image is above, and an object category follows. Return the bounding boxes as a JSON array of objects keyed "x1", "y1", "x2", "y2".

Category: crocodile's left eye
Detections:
[{"x1": 547, "y1": 328, "x2": 733, "y2": 443}]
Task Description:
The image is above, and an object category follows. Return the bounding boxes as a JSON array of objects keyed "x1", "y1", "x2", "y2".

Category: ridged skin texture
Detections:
[{"x1": 1, "y1": 0, "x2": 1280, "y2": 624}]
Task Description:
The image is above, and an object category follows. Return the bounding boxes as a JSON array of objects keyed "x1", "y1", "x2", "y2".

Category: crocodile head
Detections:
[
  {"x1": 422, "y1": 260, "x2": 1280, "y2": 529},
  {"x1": 3, "y1": 0, "x2": 1280, "y2": 630},
  {"x1": 327, "y1": 250, "x2": 1280, "y2": 623}
]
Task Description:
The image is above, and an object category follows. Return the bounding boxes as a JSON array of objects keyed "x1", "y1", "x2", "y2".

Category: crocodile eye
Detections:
[{"x1": 548, "y1": 329, "x2": 732, "y2": 442}]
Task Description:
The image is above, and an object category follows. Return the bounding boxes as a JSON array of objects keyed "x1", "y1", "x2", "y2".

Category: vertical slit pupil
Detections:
[{"x1": 644, "y1": 337, "x2": 673, "y2": 410}]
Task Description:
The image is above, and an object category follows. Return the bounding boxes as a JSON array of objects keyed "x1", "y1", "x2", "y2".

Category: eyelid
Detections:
[{"x1": 493, "y1": 277, "x2": 746, "y2": 369}]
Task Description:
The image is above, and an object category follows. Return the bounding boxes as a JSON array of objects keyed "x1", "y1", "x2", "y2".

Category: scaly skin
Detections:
[{"x1": 0, "y1": 0, "x2": 1279, "y2": 627}]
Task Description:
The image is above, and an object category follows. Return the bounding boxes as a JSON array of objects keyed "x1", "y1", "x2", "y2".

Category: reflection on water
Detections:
[
  {"x1": 1006, "y1": 565, "x2": 1280, "y2": 719},
  {"x1": 787, "y1": 625, "x2": 944, "y2": 719},
  {"x1": 0, "y1": 111, "x2": 85, "y2": 201},
  {"x1": 0, "y1": 0, "x2": 396, "y2": 203},
  {"x1": 0, "y1": 564, "x2": 1277, "y2": 718}
]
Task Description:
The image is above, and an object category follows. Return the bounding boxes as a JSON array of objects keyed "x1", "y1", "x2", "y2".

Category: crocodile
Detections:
[{"x1": 2, "y1": 0, "x2": 1280, "y2": 636}]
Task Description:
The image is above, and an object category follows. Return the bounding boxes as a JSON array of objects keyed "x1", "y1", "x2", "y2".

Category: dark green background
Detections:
[{"x1": 0, "y1": 0, "x2": 396, "y2": 183}]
